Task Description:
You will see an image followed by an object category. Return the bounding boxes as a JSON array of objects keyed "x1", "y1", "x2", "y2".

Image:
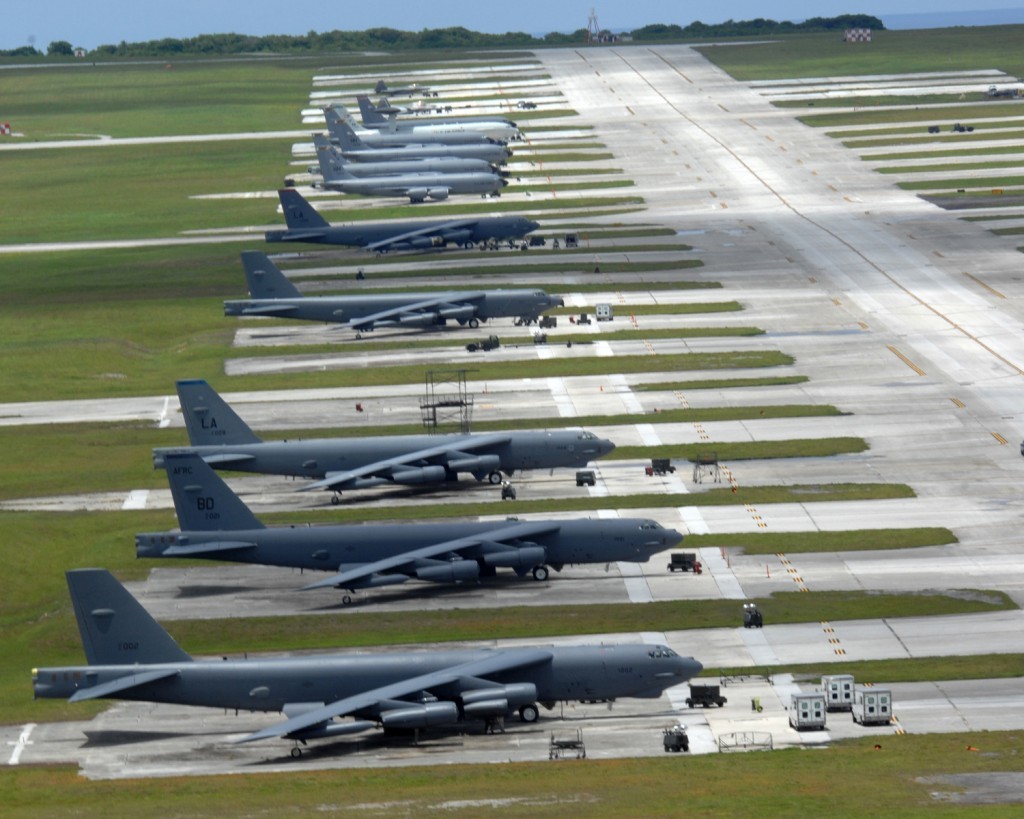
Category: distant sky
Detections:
[{"x1": 4, "y1": 2, "x2": 1023, "y2": 51}]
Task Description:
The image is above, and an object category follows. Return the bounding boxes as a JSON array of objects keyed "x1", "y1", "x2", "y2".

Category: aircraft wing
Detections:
[
  {"x1": 362, "y1": 219, "x2": 479, "y2": 252},
  {"x1": 238, "y1": 647, "x2": 552, "y2": 743},
  {"x1": 298, "y1": 432, "x2": 511, "y2": 492},
  {"x1": 301, "y1": 519, "x2": 562, "y2": 590},
  {"x1": 346, "y1": 292, "x2": 486, "y2": 330}
]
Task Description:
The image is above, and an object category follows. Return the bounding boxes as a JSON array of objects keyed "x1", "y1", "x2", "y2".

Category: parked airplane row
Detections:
[{"x1": 37, "y1": 73, "x2": 702, "y2": 759}]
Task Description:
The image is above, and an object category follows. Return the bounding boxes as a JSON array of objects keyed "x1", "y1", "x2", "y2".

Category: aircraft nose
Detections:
[{"x1": 680, "y1": 657, "x2": 703, "y2": 680}]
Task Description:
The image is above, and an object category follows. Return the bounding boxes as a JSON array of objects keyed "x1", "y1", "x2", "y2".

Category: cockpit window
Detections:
[
  {"x1": 639, "y1": 521, "x2": 663, "y2": 530},
  {"x1": 577, "y1": 431, "x2": 596, "y2": 440},
  {"x1": 648, "y1": 646, "x2": 679, "y2": 659}
]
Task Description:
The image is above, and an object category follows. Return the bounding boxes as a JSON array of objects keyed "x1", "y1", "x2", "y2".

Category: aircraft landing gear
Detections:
[
  {"x1": 487, "y1": 471, "x2": 503, "y2": 485},
  {"x1": 331, "y1": 492, "x2": 342, "y2": 506},
  {"x1": 290, "y1": 740, "x2": 306, "y2": 759},
  {"x1": 468, "y1": 318, "x2": 480, "y2": 329},
  {"x1": 532, "y1": 565, "x2": 550, "y2": 582},
  {"x1": 519, "y1": 703, "x2": 539, "y2": 723},
  {"x1": 341, "y1": 594, "x2": 353, "y2": 605}
]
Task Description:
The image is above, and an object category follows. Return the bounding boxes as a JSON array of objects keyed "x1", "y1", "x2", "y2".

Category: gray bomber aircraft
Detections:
[
  {"x1": 313, "y1": 135, "x2": 506, "y2": 202},
  {"x1": 150, "y1": 379, "x2": 615, "y2": 497},
  {"x1": 138, "y1": 450, "x2": 682, "y2": 598},
  {"x1": 34, "y1": 569, "x2": 702, "y2": 756},
  {"x1": 325, "y1": 107, "x2": 512, "y2": 165},
  {"x1": 224, "y1": 250, "x2": 561, "y2": 331},
  {"x1": 265, "y1": 189, "x2": 538, "y2": 251}
]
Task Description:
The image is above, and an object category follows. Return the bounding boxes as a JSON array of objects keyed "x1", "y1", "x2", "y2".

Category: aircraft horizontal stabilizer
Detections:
[
  {"x1": 68, "y1": 669, "x2": 180, "y2": 703},
  {"x1": 162, "y1": 540, "x2": 259, "y2": 557},
  {"x1": 239, "y1": 304, "x2": 299, "y2": 316}
]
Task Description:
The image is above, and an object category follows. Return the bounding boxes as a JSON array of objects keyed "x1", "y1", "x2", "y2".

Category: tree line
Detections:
[{"x1": 4, "y1": 16, "x2": 885, "y2": 59}]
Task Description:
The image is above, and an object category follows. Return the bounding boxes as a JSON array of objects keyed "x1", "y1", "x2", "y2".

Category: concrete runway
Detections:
[{"x1": 10, "y1": 44, "x2": 1024, "y2": 776}]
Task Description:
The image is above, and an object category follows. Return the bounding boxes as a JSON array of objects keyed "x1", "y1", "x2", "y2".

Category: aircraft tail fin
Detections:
[
  {"x1": 356, "y1": 94, "x2": 388, "y2": 126},
  {"x1": 162, "y1": 450, "x2": 265, "y2": 532},
  {"x1": 67, "y1": 569, "x2": 192, "y2": 665},
  {"x1": 278, "y1": 189, "x2": 330, "y2": 230},
  {"x1": 324, "y1": 109, "x2": 366, "y2": 152},
  {"x1": 313, "y1": 133, "x2": 353, "y2": 180},
  {"x1": 176, "y1": 378, "x2": 262, "y2": 447},
  {"x1": 241, "y1": 250, "x2": 303, "y2": 300}
]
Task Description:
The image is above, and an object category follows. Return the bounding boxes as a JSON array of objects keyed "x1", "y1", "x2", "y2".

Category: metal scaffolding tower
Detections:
[{"x1": 420, "y1": 369, "x2": 474, "y2": 433}]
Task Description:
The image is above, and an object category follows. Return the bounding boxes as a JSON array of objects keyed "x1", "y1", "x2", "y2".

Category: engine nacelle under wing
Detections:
[
  {"x1": 389, "y1": 465, "x2": 447, "y2": 485},
  {"x1": 289, "y1": 719, "x2": 377, "y2": 740},
  {"x1": 446, "y1": 453, "x2": 501, "y2": 473},
  {"x1": 397, "y1": 312, "x2": 446, "y2": 327},
  {"x1": 381, "y1": 701, "x2": 459, "y2": 729},
  {"x1": 462, "y1": 683, "x2": 537, "y2": 708},
  {"x1": 483, "y1": 545, "x2": 547, "y2": 569},
  {"x1": 415, "y1": 560, "x2": 480, "y2": 584}
]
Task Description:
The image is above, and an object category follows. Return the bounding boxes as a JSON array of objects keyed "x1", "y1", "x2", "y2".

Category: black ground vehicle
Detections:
[
  {"x1": 662, "y1": 725, "x2": 690, "y2": 752},
  {"x1": 686, "y1": 684, "x2": 727, "y2": 708},
  {"x1": 667, "y1": 553, "x2": 702, "y2": 574}
]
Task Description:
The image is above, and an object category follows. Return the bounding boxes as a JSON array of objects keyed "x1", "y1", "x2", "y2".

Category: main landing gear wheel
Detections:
[
  {"x1": 532, "y1": 565, "x2": 550, "y2": 582},
  {"x1": 469, "y1": 318, "x2": 480, "y2": 329},
  {"x1": 487, "y1": 471, "x2": 503, "y2": 485},
  {"x1": 331, "y1": 493, "x2": 342, "y2": 506},
  {"x1": 290, "y1": 745, "x2": 303, "y2": 759},
  {"x1": 342, "y1": 594, "x2": 352, "y2": 605},
  {"x1": 519, "y1": 703, "x2": 539, "y2": 723}
]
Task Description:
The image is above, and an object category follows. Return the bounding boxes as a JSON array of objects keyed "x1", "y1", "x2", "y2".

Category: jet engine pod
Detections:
[
  {"x1": 427, "y1": 188, "x2": 450, "y2": 201},
  {"x1": 462, "y1": 698, "x2": 508, "y2": 718},
  {"x1": 415, "y1": 560, "x2": 480, "y2": 584},
  {"x1": 390, "y1": 465, "x2": 447, "y2": 485},
  {"x1": 446, "y1": 454, "x2": 501, "y2": 473},
  {"x1": 463, "y1": 683, "x2": 537, "y2": 709},
  {"x1": 380, "y1": 701, "x2": 459, "y2": 729},
  {"x1": 290, "y1": 719, "x2": 377, "y2": 740},
  {"x1": 483, "y1": 545, "x2": 547, "y2": 570}
]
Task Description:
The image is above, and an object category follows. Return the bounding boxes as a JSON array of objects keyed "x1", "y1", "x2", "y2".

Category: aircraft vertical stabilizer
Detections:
[
  {"x1": 240, "y1": 251, "x2": 304, "y2": 300},
  {"x1": 162, "y1": 450, "x2": 265, "y2": 532},
  {"x1": 279, "y1": 189, "x2": 330, "y2": 230},
  {"x1": 176, "y1": 378, "x2": 262, "y2": 447},
  {"x1": 67, "y1": 568, "x2": 192, "y2": 665}
]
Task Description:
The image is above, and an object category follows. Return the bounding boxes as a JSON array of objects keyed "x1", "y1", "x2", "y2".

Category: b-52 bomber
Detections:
[
  {"x1": 265, "y1": 189, "x2": 538, "y2": 251},
  {"x1": 34, "y1": 569, "x2": 701, "y2": 756},
  {"x1": 138, "y1": 450, "x2": 682, "y2": 599},
  {"x1": 151, "y1": 378, "x2": 614, "y2": 497},
  {"x1": 325, "y1": 107, "x2": 512, "y2": 165},
  {"x1": 224, "y1": 251, "x2": 560, "y2": 330},
  {"x1": 313, "y1": 135, "x2": 506, "y2": 202}
]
